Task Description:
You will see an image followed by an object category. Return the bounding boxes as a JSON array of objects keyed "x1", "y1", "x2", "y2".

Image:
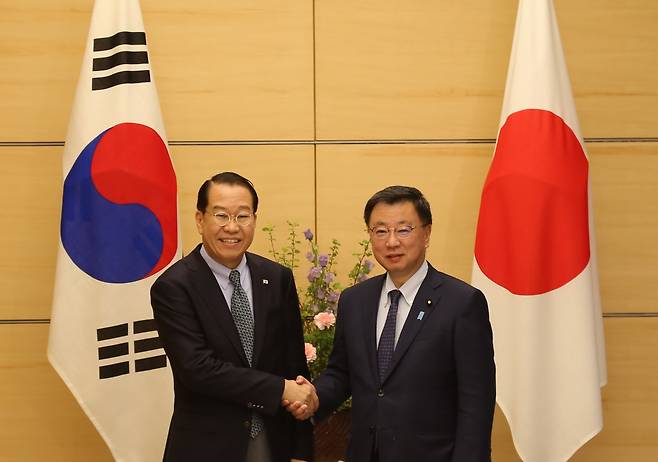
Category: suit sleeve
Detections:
[
  {"x1": 280, "y1": 268, "x2": 315, "y2": 460},
  {"x1": 313, "y1": 290, "x2": 353, "y2": 421},
  {"x1": 452, "y1": 289, "x2": 496, "y2": 461},
  {"x1": 150, "y1": 274, "x2": 284, "y2": 416}
]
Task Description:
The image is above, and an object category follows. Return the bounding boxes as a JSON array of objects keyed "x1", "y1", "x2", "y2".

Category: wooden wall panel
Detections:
[
  {"x1": 0, "y1": 324, "x2": 112, "y2": 461},
  {"x1": 2, "y1": 318, "x2": 655, "y2": 460},
  {"x1": 315, "y1": 143, "x2": 658, "y2": 313},
  {"x1": 0, "y1": 0, "x2": 89, "y2": 142},
  {"x1": 556, "y1": 0, "x2": 658, "y2": 138},
  {"x1": 144, "y1": 0, "x2": 315, "y2": 141},
  {"x1": 314, "y1": 0, "x2": 516, "y2": 140},
  {"x1": 0, "y1": 0, "x2": 314, "y2": 142},
  {"x1": 590, "y1": 142, "x2": 658, "y2": 312},
  {"x1": 315, "y1": 0, "x2": 658, "y2": 140},
  {"x1": 0, "y1": 147, "x2": 61, "y2": 320}
]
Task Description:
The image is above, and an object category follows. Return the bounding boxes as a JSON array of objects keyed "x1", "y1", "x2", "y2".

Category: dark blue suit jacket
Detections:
[
  {"x1": 151, "y1": 245, "x2": 313, "y2": 461},
  {"x1": 314, "y1": 264, "x2": 495, "y2": 462}
]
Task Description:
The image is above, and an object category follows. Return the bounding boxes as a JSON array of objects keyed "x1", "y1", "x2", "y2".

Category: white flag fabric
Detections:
[
  {"x1": 48, "y1": 1, "x2": 179, "y2": 460},
  {"x1": 471, "y1": 0, "x2": 606, "y2": 460}
]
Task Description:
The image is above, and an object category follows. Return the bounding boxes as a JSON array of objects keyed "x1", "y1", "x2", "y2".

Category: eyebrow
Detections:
[
  {"x1": 372, "y1": 220, "x2": 412, "y2": 226},
  {"x1": 210, "y1": 206, "x2": 253, "y2": 212}
]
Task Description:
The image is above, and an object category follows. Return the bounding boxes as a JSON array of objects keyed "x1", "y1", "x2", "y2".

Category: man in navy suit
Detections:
[
  {"x1": 289, "y1": 185, "x2": 495, "y2": 462},
  {"x1": 151, "y1": 172, "x2": 315, "y2": 462}
]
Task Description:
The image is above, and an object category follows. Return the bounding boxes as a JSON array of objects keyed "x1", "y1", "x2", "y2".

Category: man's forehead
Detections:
[
  {"x1": 209, "y1": 203, "x2": 252, "y2": 210},
  {"x1": 370, "y1": 201, "x2": 419, "y2": 222},
  {"x1": 207, "y1": 183, "x2": 254, "y2": 209}
]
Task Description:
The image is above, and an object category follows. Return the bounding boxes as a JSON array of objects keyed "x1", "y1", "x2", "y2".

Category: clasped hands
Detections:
[{"x1": 281, "y1": 375, "x2": 318, "y2": 421}]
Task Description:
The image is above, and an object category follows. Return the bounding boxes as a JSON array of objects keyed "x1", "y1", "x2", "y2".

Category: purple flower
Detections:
[
  {"x1": 316, "y1": 288, "x2": 325, "y2": 300},
  {"x1": 365, "y1": 259, "x2": 375, "y2": 271},
  {"x1": 327, "y1": 291, "x2": 339, "y2": 303},
  {"x1": 318, "y1": 254, "x2": 329, "y2": 267},
  {"x1": 305, "y1": 251, "x2": 314, "y2": 262},
  {"x1": 358, "y1": 273, "x2": 368, "y2": 282},
  {"x1": 307, "y1": 266, "x2": 322, "y2": 281},
  {"x1": 303, "y1": 229, "x2": 314, "y2": 241},
  {"x1": 324, "y1": 272, "x2": 335, "y2": 283}
]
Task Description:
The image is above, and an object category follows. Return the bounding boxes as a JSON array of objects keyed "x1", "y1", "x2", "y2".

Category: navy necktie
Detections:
[{"x1": 377, "y1": 289, "x2": 402, "y2": 383}]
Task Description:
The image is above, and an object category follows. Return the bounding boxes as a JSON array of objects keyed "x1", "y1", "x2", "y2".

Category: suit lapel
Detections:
[
  {"x1": 246, "y1": 253, "x2": 268, "y2": 367},
  {"x1": 362, "y1": 275, "x2": 386, "y2": 386},
  {"x1": 187, "y1": 245, "x2": 250, "y2": 366},
  {"x1": 381, "y1": 265, "x2": 443, "y2": 384}
]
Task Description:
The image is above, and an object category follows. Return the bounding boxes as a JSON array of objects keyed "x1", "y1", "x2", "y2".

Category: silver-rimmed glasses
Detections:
[
  {"x1": 368, "y1": 224, "x2": 419, "y2": 240},
  {"x1": 208, "y1": 211, "x2": 254, "y2": 227}
]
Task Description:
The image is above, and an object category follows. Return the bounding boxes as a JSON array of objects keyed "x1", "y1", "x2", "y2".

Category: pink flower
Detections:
[
  {"x1": 314, "y1": 311, "x2": 336, "y2": 330},
  {"x1": 304, "y1": 342, "x2": 317, "y2": 362}
]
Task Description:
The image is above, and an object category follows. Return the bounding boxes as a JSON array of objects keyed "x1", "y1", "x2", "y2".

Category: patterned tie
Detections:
[
  {"x1": 377, "y1": 289, "x2": 402, "y2": 383},
  {"x1": 228, "y1": 270, "x2": 263, "y2": 438}
]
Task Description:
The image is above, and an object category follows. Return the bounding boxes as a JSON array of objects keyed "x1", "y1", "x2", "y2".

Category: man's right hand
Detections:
[{"x1": 281, "y1": 376, "x2": 319, "y2": 421}]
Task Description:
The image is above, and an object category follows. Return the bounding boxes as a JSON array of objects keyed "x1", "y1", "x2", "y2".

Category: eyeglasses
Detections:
[
  {"x1": 368, "y1": 225, "x2": 419, "y2": 240},
  {"x1": 208, "y1": 211, "x2": 254, "y2": 227}
]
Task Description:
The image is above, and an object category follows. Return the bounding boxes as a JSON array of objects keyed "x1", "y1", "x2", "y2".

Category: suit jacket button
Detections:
[
  {"x1": 378, "y1": 388, "x2": 384, "y2": 397},
  {"x1": 243, "y1": 420, "x2": 250, "y2": 429}
]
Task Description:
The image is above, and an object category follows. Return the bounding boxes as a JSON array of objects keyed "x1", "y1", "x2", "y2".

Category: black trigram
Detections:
[
  {"x1": 96, "y1": 318, "x2": 167, "y2": 379},
  {"x1": 91, "y1": 31, "x2": 150, "y2": 91}
]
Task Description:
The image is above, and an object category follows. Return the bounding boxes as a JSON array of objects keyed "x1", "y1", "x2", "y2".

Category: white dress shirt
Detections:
[
  {"x1": 200, "y1": 246, "x2": 254, "y2": 316},
  {"x1": 376, "y1": 260, "x2": 429, "y2": 347}
]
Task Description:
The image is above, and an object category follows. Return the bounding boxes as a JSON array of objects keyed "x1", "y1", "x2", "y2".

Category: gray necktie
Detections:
[
  {"x1": 377, "y1": 289, "x2": 402, "y2": 383},
  {"x1": 228, "y1": 270, "x2": 263, "y2": 438}
]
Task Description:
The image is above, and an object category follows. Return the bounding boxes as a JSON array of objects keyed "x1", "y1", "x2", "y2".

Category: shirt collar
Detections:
[
  {"x1": 383, "y1": 260, "x2": 429, "y2": 306},
  {"x1": 200, "y1": 245, "x2": 248, "y2": 290}
]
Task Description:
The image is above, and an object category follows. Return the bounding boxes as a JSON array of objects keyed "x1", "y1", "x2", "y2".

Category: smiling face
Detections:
[
  {"x1": 368, "y1": 200, "x2": 431, "y2": 287},
  {"x1": 195, "y1": 182, "x2": 256, "y2": 268}
]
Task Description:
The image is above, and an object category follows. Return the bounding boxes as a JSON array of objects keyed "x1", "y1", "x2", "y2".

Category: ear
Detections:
[
  {"x1": 195, "y1": 210, "x2": 204, "y2": 234},
  {"x1": 423, "y1": 224, "x2": 432, "y2": 246}
]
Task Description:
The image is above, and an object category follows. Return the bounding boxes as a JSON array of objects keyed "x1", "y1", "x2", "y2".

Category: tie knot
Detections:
[
  {"x1": 388, "y1": 289, "x2": 402, "y2": 306},
  {"x1": 229, "y1": 269, "x2": 241, "y2": 286}
]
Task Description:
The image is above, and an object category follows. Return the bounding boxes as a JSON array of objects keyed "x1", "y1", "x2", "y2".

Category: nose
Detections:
[
  {"x1": 223, "y1": 218, "x2": 240, "y2": 232},
  {"x1": 385, "y1": 231, "x2": 400, "y2": 247}
]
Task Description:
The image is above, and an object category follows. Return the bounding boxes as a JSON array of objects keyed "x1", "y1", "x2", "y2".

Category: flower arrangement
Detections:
[{"x1": 262, "y1": 222, "x2": 373, "y2": 380}]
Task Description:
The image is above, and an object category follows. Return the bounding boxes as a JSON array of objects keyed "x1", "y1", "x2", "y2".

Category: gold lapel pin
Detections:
[
  {"x1": 426, "y1": 300, "x2": 432, "y2": 305},
  {"x1": 263, "y1": 279, "x2": 269, "y2": 285}
]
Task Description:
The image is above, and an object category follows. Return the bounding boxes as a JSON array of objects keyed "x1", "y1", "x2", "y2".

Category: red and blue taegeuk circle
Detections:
[{"x1": 61, "y1": 122, "x2": 177, "y2": 283}]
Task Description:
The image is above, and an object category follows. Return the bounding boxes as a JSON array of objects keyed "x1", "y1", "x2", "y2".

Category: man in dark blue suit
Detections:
[
  {"x1": 151, "y1": 172, "x2": 315, "y2": 462},
  {"x1": 290, "y1": 185, "x2": 495, "y2": 462}
]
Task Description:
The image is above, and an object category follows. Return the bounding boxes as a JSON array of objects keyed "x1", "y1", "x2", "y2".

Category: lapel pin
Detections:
[
  {"x1": 426, "y1": 299, "x2": 432, "y2": 305},
  {"x1": 262, "y1": 279, "x2": 268, "y2": 285},
  {"x1": 417, "y1": 311, "x2": 425, "y2": 320}
]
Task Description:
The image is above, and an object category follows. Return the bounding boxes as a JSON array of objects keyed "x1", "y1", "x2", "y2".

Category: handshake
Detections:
[{"x1": 281, "y1": 376, "x2": 319, "y2": 421}]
